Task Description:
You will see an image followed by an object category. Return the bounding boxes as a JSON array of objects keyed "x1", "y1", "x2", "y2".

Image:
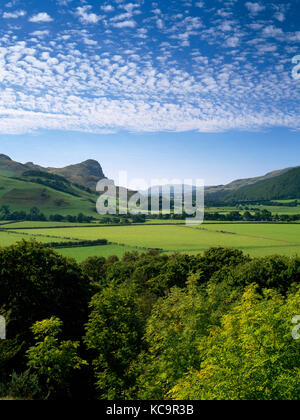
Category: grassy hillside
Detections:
[
  {"x1": 0, "y1": 174, "x2": 97, "y2": 217},
  {"x1": 47, "y1": 159, "x2": 105, "y2": 190},
  {"x1": 0, "y1": 154, "x2": 107, "y2": 217},
  {"x1": 231, "y1": 167, "x2": 300, "y2": 201},
  {"x1": 205, "y1": 166, "x2": 298, "y2": 196}
]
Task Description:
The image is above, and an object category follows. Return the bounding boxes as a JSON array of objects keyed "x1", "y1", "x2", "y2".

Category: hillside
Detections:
[
  {"x1": 1, "y1": 154, "x2": 300, "y2": 212},
  {"x1": 25, "y1": 159, "x2": 106, "y2": 190},
  {"x1": 204, "y1": 166, "x2": 299, "y2": 200},
  {"x1": 230, "y1": 167, "x2": 300, "y2": 201},
  {"x1": 0, "y1": 155, "x2": 106, "y2": 217}
]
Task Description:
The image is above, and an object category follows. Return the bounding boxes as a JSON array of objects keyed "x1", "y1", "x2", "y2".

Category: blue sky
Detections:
[{"x1": 0, "y1": 0, "x2": 299, "y2": 186}]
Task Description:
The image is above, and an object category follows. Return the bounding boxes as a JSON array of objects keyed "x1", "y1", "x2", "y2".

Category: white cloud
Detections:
[
  {"x1": 101, "y1": 5, "x2": 115, "y2": 13},
  {"x1": 112, "y1": 20, "x2": 136, "y2": 28},
  {"x1": 262, "y1": 25, "x2": 283, "y2": 38},
  {"x1": 225, "y1": 36, "x2": 240, "y2": 48},
  {"x1": 30, "y1": 30, "x2": 50, "y2": 38},
  {"x1": 3, "y1": 10, "x2": 26, "y2": 19},
  {"x1": 57, "y1": 0, "x2": 74, "y2": 5},
  {"x1": 245, "y1": 2, "x2": 266, "y2": 15},
  {"x1": 29, "y1": 13, "x2": 53, "y2": 23},
  {"x1": 274, "y1": 12, "x2": 285, "y2": 22},
  {"x1": 0, "y1": 0, "x2": 299, "y2": 136},
  {"x1": 76, "y1": 6, "x2": 101, "y2": 24}
]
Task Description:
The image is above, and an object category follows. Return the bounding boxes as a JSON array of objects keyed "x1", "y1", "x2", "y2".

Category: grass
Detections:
[
  {"x1": 58, "y1": 244, "x2": 141, "y2": 262},
  {"x1": 207, "y1": 205, "x2": 300, "y2": 215},
  {"x1": 0, "y1": 175, "x2": 98, "y2": 217},
  {"x1": 193, "y1": 223, "x2": 300, "y2": 243},
  {"x1": 12, "y1": 223, "x2": 300, "y2": 257},
  {"x1": 1, "y1": 221, "x2": 96, "y2": 229},
  {"x1": 2, "y1": 221, "x2": 300, "y2": 259},
  {"x1": 0, "y1": 231, "x2": 73, "y2": 246},
  {"x1": 145, "y1": 219, "x2": 185, "y2": 224}
]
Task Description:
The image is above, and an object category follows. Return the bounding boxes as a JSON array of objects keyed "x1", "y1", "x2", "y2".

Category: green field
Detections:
[
  {"x1": 0, "y1": 175, "x2": 97, "y2": 217},
  {"x1": 207, "y1": 204, "x2": 300, "y2": 215},
  {"x1": 1, "y1": 221, "x2": 98, "y2": 229},
  {"x1": 0, "y1": 231, "x2": 73, "y2": 246},
  {"x1": 7, "y1": 222, "x2": 300, "y2": 258},
  {"x1": 58, "y1": 244, "x2": 142, "y2": 262}
]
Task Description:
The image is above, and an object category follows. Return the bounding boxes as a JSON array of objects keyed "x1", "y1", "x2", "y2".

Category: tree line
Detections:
[
  {"x1": 0, "y1": 206, "x2": 94, "y2": 223},
  {"x1": 0, "y1": 241, "x2": 299, "y2": 400}
]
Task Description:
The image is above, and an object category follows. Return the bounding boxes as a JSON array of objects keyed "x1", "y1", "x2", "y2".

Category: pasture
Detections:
[
  {"x1": 0, "y1": 230, "x2": 73, "y2": 247},
  {"x1": 58, "y1": 244, "x2": 142, "y2": 262},
  {"x1": 6, "y1": 222, "x2": 300, "y2": 258}
]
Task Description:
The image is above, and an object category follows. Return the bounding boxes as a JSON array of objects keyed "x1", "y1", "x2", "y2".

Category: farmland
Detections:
[
  {"x1": 59, "y1": 244, "x2": 141, "y2": 262},
  {"x1": 1, "y1": 221, "x2": 300, "y2": 259},
  {"x1": 0, "y1": 230, "x2": 73, "y2": 246}
]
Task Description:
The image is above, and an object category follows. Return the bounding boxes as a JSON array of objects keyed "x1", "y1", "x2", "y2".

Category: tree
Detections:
[
  {"x1": 80, "y1": 256, "x2": 107, "y2": 291},
  {"x1": 169, "y1": 285, "x2": 300, "y2": 400},
  {"x1": 135, "y1": 279, "x2": 206, "y2": 399},
  {"x1": 0, "y1": 240, "x2": 90, "y2": 368},
  {"x1": 0, "y1": 205, "x2": 10, "y2": 220},
  {"x1": 135, "y1": 273, "x2": 242, "y2": 399},
  {"x1": 27, "y1": 317, "x2": 87, "y2": 399},
  {"x1": 84, "y1": 282, "x2": 145, "y2": 399}
]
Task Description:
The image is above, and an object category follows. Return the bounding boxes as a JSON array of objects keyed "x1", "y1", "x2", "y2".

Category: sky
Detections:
[{"x1": 0, "y1": 0, "x2": 299, "y2": 187}]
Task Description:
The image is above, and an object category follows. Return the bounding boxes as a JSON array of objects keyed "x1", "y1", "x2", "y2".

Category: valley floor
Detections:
[{"x1": 1, "y1": 220, "x2": 300, "y2": 260}]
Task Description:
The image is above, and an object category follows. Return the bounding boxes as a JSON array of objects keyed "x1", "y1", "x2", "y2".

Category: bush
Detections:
[{"x1": 8, "y1": 370, "x2": 41, "y2": 400}]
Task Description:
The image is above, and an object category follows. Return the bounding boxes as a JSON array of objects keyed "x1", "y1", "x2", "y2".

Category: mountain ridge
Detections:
[
  {"x1": 0, "y1": 154, "x2": 299, "y2": 210},
  {"x1": 0, "y1": 155, "x2": 106, "y2": 190}
]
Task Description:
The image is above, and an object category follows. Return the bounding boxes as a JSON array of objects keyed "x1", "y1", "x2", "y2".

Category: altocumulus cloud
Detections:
[
  {"x1": 0, "y1": 0, "x2": 298, "y2": 135},
  {"x1": 29, "y1": 12, "x2": 53, "y2": 23}
]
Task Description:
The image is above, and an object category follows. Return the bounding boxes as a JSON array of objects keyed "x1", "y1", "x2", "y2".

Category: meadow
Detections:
[
  {"x1": 58, "y1": 244, "x2": 141, "y2": 262},
  {"x1": 0, "y1": 230, "x2": 73, "y2": 247},
  {"x1": 1, "y1": 221, "x2": 300, "y2": 259}
]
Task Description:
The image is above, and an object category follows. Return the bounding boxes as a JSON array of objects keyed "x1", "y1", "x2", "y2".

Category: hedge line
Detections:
[{"x1": 44, "y1": 239, "x2": 108, "y2": 249}]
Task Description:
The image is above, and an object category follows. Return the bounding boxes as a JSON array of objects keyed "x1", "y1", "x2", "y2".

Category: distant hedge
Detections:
[{"x1": 43, "y1": 239, "x2": 108, "y2": 249}]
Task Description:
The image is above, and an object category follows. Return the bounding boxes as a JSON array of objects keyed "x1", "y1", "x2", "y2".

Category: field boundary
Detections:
[{"x1": 191, "y1": 226, "x2": 300, "y2": 245}]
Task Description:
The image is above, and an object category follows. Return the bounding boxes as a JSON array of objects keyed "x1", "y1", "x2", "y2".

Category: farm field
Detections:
[
  {"x1": 0, "y1": 221, "x2": 98, "y2": 229},
  {"x1": 59, "y1": 244, "x2": 142, "y2": 262},
  {"x1": 207, "y1": 205, "x2": 300, "y2": 215},
  {"x1": 10, "y1": 222, "x2": 300, "y2": 257},
  {"x1": 193, "y1": 223, "x2": 300, "y2": 243},
  {"x1": 0, "y1": 231, "x2": 73, "y2": 247}
]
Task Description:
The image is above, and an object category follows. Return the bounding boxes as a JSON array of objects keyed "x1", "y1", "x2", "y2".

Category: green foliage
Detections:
[
  {"x1": 169, "y1": 285, "x2": 300, "y2": 400},
  {"x1": 0, "y1": 240, "x2": 90, "y2": 368},
  {"x1": 84, "y1": 282, "x2": 145, "y2": 399},
  {"x1": 0, "y1": 239, "x2": 299, "y2": 400},
  {"x1": 27, "y1": 317, "x2": 87, "y2": 398},
  {"x1": 80, "y1": 256, "x2": 107, "y2": 292},
  {"x1": 135, "y1": 273, "x2": 243, "y2": 399},
  {"x1": 8, "y1": 370, "x2": 41, "y2": 400},
  {"x1": 135, "y1": 280, "x2": 206, "y2": 399},
  {"x1": 219, "y1": 254, "x2": 300, "y2": 294},
  {"x1": 231, "y1": 167, "x2": 300, "y2": 201}
]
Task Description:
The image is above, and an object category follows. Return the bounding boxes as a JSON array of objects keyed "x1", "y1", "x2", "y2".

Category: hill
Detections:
[
  {"x1": 25, "y1": 159, "x2": 106, "y2": 190},
  {"x1": 0, "y1": 155, "x2": 107, "y2": 217},
  {"x1": 204, "y1": 166, "x2": 299, "y2": 201},
  {"x1": 230, "y1": 167, "x2": 300, "y2": 201},
  {"x1": 1, "y1": 153, "x2": 300, "y2": 212}
]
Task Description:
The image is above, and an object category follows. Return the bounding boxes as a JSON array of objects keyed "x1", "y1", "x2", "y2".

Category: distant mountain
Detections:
[
  {"x1": 143, "y1": 166, "x2": 300, "y2": 203},
  {"x1": 230, "y1": 167, "x2": 300, "y2": 201},
  {"x1": 23, "y1": 159, "x2": 105, "y2": 190},
  {"x1": 1, "y1": 154, "x2": 299, "y2": 214},
  {"x1": 0, "y1": 154, "x2": 107, "y2": 216},
  {"x1": 140, "y1": 184, "x2": 196, "y2": 197},
  {"x1": 202, "y1": 166, "x2": 300, "y2": 202},
  {"x1": 204, "y1": 167, "x2": 298, "y2": 199}
]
